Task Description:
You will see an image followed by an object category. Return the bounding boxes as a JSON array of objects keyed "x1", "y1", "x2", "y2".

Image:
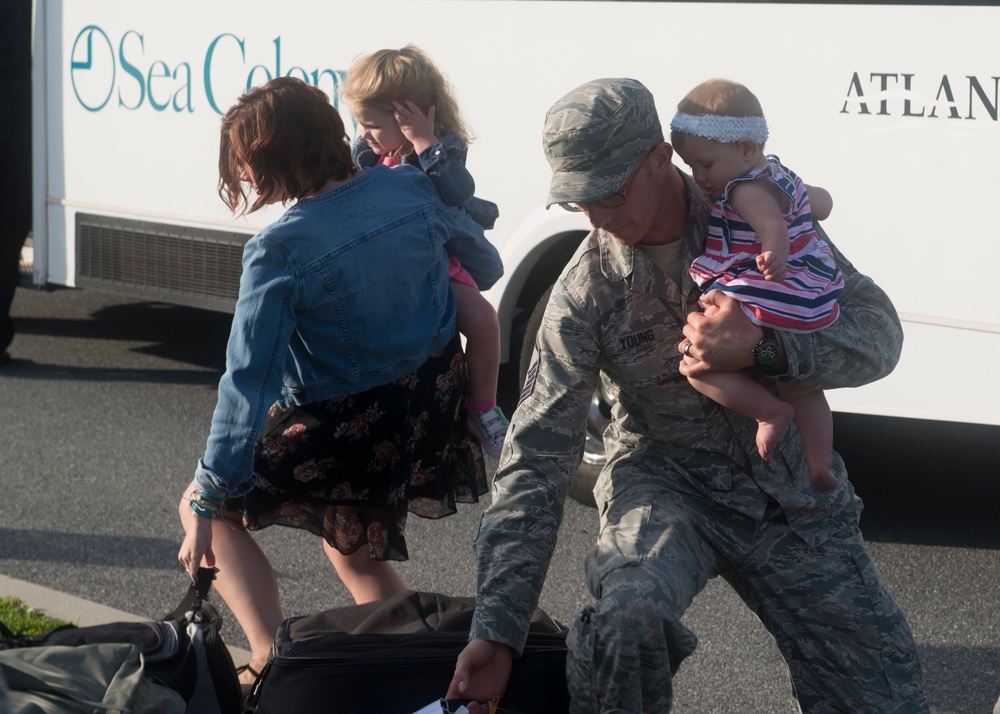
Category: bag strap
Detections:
[
  {"x1": 164, "y1": 566, "x2": 218, "y2": 621},
  {"x1": 0, "y1": 620, "x2": 80, "y2": 649}
]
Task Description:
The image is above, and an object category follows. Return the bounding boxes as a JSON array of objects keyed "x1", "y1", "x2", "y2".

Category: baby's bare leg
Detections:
[
  {"x1": 777, "y1": 383, "x2": 837, "y2": 492},
  {"x1": 688, "y1": 371, "x2": 793, "y2": 461}
]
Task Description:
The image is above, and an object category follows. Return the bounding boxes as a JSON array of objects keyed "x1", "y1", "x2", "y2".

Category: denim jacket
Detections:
[
  {"x1": 353, "y1": 133, "x2": 500, "y2": 230},
  {"x1": 195, "y1": 165, "x2": 503, "y2": 497}
]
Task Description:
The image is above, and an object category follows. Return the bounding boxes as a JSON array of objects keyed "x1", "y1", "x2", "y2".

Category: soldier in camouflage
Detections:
[{"x1": 446, "y1": 78, "x2": 928, "y2": 713}]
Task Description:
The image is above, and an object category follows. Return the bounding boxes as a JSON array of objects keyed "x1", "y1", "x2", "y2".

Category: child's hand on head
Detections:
[
  {"x1": 393, "y1": 100, "x2": 437, "y2": 154},
  {"x1": 757, "y1": 251, "x2": 787, "y2": 282}
]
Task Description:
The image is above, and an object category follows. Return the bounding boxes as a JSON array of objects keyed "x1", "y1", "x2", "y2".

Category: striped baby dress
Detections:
[{"x1": 688, "y1": 156, "x2": 844, "y2": 333}]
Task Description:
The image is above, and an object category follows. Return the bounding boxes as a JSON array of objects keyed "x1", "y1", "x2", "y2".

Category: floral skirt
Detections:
[{"x1": 233, "y1": 335, "x2": 487, "y2": 561}]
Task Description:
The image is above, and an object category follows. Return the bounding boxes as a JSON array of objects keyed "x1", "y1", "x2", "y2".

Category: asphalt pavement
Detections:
[{"x1": 2, "y1": 285, "x2": 999, "y2": 713}]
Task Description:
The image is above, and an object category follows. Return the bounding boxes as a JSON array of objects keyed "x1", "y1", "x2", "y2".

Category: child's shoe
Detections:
[{"x1": 467, "y1": 405, "x2": 509, "y2": 458}]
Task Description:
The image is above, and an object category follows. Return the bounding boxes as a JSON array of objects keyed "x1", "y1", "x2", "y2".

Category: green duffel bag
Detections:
[{"x1": 0, "y1": 641, "x2": 186, "y2": 713}]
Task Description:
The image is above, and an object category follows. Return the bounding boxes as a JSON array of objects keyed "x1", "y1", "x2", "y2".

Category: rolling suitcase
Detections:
[{"x1": 249, "y1": 590, "x2": 570, "y2": 714}]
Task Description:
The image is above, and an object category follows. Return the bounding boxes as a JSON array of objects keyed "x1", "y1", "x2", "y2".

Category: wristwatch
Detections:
[{"x1": 752, "y1": 326, "x2": 781, "y2": 373}]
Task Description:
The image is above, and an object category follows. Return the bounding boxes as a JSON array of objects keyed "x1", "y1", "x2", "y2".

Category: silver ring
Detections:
[{"x1": 684, "y1": 341, "x2": 693, "y2": 357}]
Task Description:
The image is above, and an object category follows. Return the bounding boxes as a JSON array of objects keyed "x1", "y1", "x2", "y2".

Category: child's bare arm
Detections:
[
  {"x1": 730, "y1": 181, "x2": 789, "y2": 282},
  {"x1": 805, "y1": 183, "x2": 833, "y2": 221},
  {"x1": 393, "y1": 100, "x2": 438, "y2": 155}
]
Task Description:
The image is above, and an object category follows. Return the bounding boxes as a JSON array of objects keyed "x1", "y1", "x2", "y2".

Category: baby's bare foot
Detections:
[
  {"x1": 808, "y1": 466, "x2": 838, "y2": 492},
  {"x1": 756, "y1": 401, "x2": 795, "y2": 460}
]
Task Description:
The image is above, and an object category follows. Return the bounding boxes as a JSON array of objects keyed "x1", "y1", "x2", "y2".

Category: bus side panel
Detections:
[{"x1": 36, "y1": 0, "x2": 1000, "y2": 425}]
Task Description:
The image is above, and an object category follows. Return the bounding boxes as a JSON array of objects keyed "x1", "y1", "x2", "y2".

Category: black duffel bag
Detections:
[{"x1": 249, "y1": 590, "x2": 570, "y2": 714}]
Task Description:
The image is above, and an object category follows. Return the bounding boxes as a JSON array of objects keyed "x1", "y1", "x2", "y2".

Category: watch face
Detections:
[
  {"x1": 754, "y1": 333, "x2": 780, "y2": 367},
  {"x1": 757, "y1": 342, "x2": 779, "y2": 365}
]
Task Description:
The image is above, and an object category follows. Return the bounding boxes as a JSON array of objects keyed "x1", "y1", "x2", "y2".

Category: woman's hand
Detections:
[
  {"x1": 177, "y1": 481, "x2": 216, "y2": 582},
  {"x1": 445, "y1": 638, "x2": 513, "y2": 712}
]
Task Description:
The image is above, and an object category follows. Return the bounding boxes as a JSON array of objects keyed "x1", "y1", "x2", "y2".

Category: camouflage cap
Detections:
[{"x1": 543, "y1": 78, "x2": 663, "y2": 208}]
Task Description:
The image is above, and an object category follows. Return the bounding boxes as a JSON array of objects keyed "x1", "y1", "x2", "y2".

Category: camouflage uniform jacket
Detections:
[{"x1": 470, "y1": 171, "x2": 904, "y2": 654}]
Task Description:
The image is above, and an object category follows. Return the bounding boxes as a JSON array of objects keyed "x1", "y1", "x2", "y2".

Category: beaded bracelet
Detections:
[{"x1": 189, "y1": 489, "x2": 227, "y2": 519}]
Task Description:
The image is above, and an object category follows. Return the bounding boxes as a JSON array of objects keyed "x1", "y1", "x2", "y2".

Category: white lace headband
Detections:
[{"x1": 669, "y1": 112, "x2": 769, "y2": 144}]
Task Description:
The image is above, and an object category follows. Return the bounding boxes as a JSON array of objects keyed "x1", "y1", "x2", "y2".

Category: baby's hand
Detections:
[
  {"x1": 393, "y1": 100, "x2": 437, "y2": 154},
  {"x1": 757, "y1": 251, "x2": 787, "y2": 281}
]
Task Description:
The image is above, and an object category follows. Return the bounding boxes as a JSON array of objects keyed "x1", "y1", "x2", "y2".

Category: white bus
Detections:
[{"x1": 29, "y1": 0, "x2": 1000, "y2": 500}]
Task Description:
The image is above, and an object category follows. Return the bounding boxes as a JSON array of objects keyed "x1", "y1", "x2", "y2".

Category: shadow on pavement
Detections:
[
  {"x1": 0, "y1": 358, "x2": 223, "y2": 386},
  {"x1": 834, "y1": 413, "x2": 1000, "y2": 550},
  {"x1": 13, "y1": 287, "x2": 231, "y2": 372},
  {"x1": 0, "y1": 528, "x2": 180, "y2": 570}
]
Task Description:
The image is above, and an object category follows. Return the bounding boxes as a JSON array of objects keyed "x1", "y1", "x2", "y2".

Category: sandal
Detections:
[
  {"x1": 236, "y1": 663, "x2": 262, "y2": 701},
  {"x1": 236, "y1": 663, "x2": 261, "y2": 678}
]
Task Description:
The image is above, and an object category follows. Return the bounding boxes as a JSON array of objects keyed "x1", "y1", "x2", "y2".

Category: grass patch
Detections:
[{"x1": 0, "y1": 596, "x2": 72, "y2": 636}]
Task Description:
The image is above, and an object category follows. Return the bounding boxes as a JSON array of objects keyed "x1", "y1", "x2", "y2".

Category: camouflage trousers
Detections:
[{"x1": 566, "y1": 485, "x2": 928, "y2": 713}]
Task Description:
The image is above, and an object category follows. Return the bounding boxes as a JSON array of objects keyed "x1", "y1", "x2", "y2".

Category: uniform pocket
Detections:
[{"x1": 585, "y1": 497, "x2": 652, "y2": 597}]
